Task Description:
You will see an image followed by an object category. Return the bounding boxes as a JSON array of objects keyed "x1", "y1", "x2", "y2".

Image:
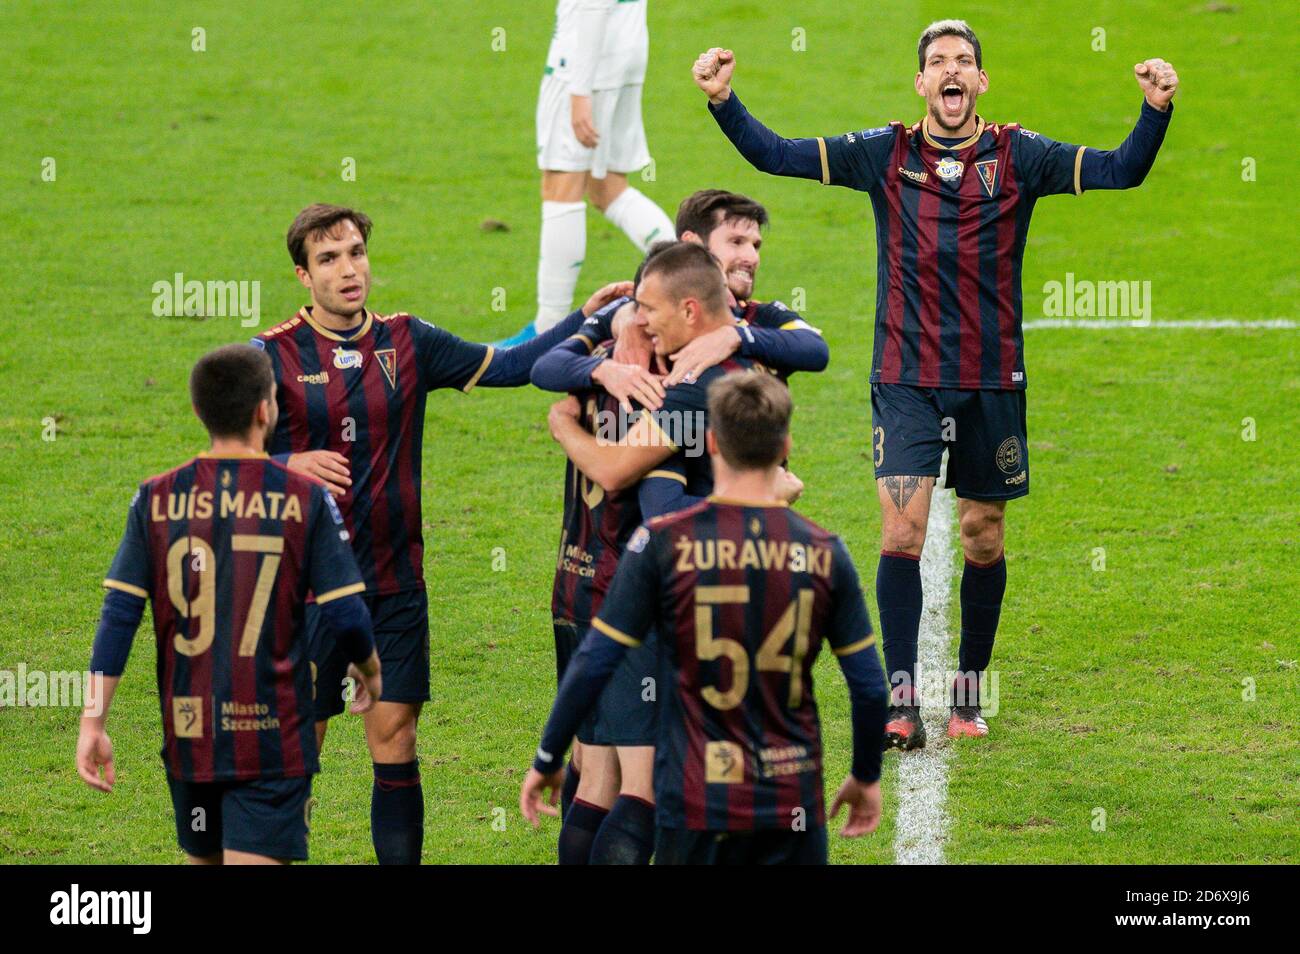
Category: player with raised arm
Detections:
[
  {"x1": 521, "y1": 371, "x2": 888, "y2": 864},
  {"x1": 500, "y1": 0, "x2": 675, "y2": 346},
  {"x1": 693, "y1": 21, "x2": 1177, "y2": 747},
  {"x1": 76, "y1": 344, "x2": 381, "y2": 864},
  {"x1": 258, "y1": 204, "x2": 629, "y2": 864}
]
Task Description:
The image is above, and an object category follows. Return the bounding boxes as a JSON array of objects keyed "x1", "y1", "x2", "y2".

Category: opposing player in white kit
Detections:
[{"x1": 500, "y1": 0, "x2": 675, "y2": 346}]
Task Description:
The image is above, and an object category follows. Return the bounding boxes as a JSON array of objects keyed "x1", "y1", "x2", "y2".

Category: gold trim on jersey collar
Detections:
[
  {"x1": 920, "y1": 114, "x2": 986, "y2": 151},
  {"x1": 299, "y1": 306, "x2": 372, "y2": 342},
  {"x1": 707, "y1": 494, "x2": 789, "y2": 508}
]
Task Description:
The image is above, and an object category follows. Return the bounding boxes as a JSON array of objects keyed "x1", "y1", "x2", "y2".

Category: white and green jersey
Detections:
[{"x1": 544, "y1": 0, "x2": 648, "y2": 94}]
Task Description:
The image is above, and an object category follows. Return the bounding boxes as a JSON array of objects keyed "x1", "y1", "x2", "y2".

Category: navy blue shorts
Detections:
[
  {"x1": 166, "y1": 775, "x2": 313, "y2": 861},
  {"x1": 871, "y1": 383, "x2": 1029, "y2": 500},
  {"x1": 309, "y1": 589, "x2": 430, "y2": 720},
  {"x1": 655, "y1": 825, "x2": 828, "y2": 865},
  {"x1": 590, "y1": 630, "x2": 658, "y2": 747},
  {"x1": 555, "y1": 618, "x2": 600, "y2": 746}
]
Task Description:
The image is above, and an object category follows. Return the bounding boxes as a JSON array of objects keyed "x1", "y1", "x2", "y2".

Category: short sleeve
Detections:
[
  {"x1": 103, "y1": 485, "x2": 152, "y2": 599},
  {"x1": 1012, "y1": 127, "x2": 1085, "y2": 198},
  {"x1": 820, "y1": 126, "x2": 896, "y2": 191},
  {"x1": 408, "y1": 316, "x2": 494, "y2": 393},
  {"x1": 590, "y1": 526, "x2": 661, "y2": 647},
  {"x1": 307, "y1": 488, "x2": 366, "y2": 604},
  {"x1": 826, "y1": 538, "x2": 875, "y2": 656}
]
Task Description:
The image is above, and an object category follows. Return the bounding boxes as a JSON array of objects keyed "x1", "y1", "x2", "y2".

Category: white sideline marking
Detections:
[
  {"x1": 892, "y1": 485, "x2": 956, "y2": 866},
  {"x1": 1023, "y1": 318, "x2": 1296, "y2": 329}
]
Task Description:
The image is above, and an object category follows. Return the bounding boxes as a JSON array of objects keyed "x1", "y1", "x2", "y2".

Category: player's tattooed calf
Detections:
[{"x1": 879, "y1": 475, "x2": 930, "y2": 512}]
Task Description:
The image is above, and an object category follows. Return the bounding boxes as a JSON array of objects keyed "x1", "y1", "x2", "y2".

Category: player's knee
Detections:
[
  {"x1": 960, "y1": 506, "x2": 1005, "y2": 561},
  {"x1": 367, "y1": 711, "x2": 418, "y2": 760},
  {"x1": 881, "y1": 514, "x2": 927, "y2": 554}
]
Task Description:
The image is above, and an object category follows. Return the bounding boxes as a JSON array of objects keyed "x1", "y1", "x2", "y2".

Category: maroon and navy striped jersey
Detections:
[
  {"x1": 818, "y1": 116, "x2": 1084, "y2": 389},
  {"x1": 642, "y1": 356, "x2": 768, "y2": 498},
  {"x1": 102, "y1": 454, "x2": 364, "y2": 782},
  {"x1": 592, "y1": 498, "x2": 876, "y2": 831},
  {"x1": 253, "y1": 308, "x2": 493, "y2": 595},
  {"x1": 551, "y1": 342, "x2": 653, "y2": 624}
]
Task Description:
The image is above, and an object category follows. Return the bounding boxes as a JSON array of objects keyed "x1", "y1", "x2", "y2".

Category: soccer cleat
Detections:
[
  {"x1": 946, "y1": 706, "x2": 989, "y2": 738},
  {"x1": 494, "y1": 322, "x2": 539, "y2": 349},
  {"x1": 883, "y1": 705, "x2": 926, "y2": 751}
]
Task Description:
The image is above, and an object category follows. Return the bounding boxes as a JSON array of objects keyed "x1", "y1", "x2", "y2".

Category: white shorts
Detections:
[{"x1": 536, "y1": 73, "x2": 651, "y2": 179}]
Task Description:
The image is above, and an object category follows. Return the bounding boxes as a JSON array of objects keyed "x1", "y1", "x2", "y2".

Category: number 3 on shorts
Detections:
[{"x1": 873, "y1": 426, "x2": 886, "y2": 468}]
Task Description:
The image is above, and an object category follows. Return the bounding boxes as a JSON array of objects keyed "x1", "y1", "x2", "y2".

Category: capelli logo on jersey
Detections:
[
  {"x1": 296, "y1": 371, "x2": 329, "y2": 385},
  {"x1": 332, "y1": 347, "x2": 363, "y2": 370},
  {"x1": 934, "y1": 157, "x2": 964, "y2": 182},
  {"x1": 899, "y1": 165, "x2": 929, "y2": 183}
]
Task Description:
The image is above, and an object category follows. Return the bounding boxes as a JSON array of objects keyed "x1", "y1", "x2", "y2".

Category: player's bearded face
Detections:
[
  {"x1": 706, "y1": 218, "x2": 761, "y2": 301},
  {"x1": 916, "y1": 37, "x2": 986, "y2": 132},
  {"x1": 301, "y1": 221, "x2": 371, "y2": 319}
]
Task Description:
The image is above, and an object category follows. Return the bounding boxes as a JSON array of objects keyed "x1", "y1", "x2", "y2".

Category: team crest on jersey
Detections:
[
  {"x1": 975, "y1": 160, "x2": 999, "y2": 197},
  {"x1": 934, "y1": 157, "x2": 965, "y2": 182},
  {"x1": 628, "y1": 527, "x2": 650, "y2": 554},
  {"x1": 332, "y1": 347, "x2": 363, "y2": 370},
  {"x1": 376, "y1": 348, "x2": 398, "y2": 390},
  {"x1": 995, "y1": 437, "x2": 1022, "y2": 475}
]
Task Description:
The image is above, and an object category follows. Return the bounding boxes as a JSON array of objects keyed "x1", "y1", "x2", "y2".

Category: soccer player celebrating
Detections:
[
  {"x1": 500, "y1": 0, "x2": 675, "y2": 345},
  {"x1": 662, "y1": 188, "x2": 828, "y2": 387},
  {"x1": 693, "y1": 22, "x2": 1177, "y2": 747},
  {"x1": 76, "y1": 344, "x2": 382, "y2": 864},
  {"x1": 521, "y1": 371, "x2": 889, "y2": 864},
  {"x1": 534, "y1": 242, "x2": 807, "y2": 863},
  {"x1": 258, "y1": 204, "x2": 629, "y2": 864},
  {"x1": 530, "y1": 241, "x2": 825, "y2": 863}
]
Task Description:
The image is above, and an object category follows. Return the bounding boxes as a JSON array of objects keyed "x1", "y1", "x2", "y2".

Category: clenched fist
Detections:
[
  {"x1": 1134, "y1": 58, "x2": 1178, "y2": 111},
  {"x1": 693, "y1": 47, "x2": 735, "y2": 104}
]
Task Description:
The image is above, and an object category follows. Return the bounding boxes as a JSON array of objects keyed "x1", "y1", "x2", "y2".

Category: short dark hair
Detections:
[
  {"x1": 190, "y1": 344, "x2": 275, "y2": 438},
  {"x1": 287, "y1": 203, "x2": 373, "y2": 269},
  {"x1": 708, "y1": 371, "x2": 792, "y2": 470},
  {"x1": 674, "y1": 189, "x2": 769, "y2": 242},
  {"x1": 636, "y1": 241, "x2": 728, "y2": 314},
  {"x1": 917, "y1": 19, "x2": 981, "y2": 71}
]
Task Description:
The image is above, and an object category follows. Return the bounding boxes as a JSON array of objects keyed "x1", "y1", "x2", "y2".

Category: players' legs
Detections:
[
  {"x1": 955, "y1": 497, "x2": 1007, "y2": 710},
  {"x1": 315, "y1": 719, "x2": 329, "y2": 753},
  {"x1": 588, "y1": 172, "x2": 674, "y2": 253},
  {"x1": 532, "y1": 170, "x2": 589, "y2": 334},
  {"x1": 876, "y1": 474, "x2": 934, "y2": 706},
  {"x1": 589, "y1": 745, "x2": 656, "y2": 865},
  {"x1": 560, "y1": 743, "x2": 619, "y2": 865},
  {"x1": 365, "y1": 700, "x2": 424, "y2": 865},
  {"x1": 222, "y1": 849, "x2": 288, "y2": 865}
]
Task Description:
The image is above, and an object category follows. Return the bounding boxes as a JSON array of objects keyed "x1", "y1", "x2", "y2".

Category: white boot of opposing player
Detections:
[{"x1": 602, "y1": 187, "x2": 674, "y2": 253}]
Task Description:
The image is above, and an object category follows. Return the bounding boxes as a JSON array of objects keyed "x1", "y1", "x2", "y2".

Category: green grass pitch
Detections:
[{"x1": 0, "y1": 0, "x2": 1295, "y2": 864}]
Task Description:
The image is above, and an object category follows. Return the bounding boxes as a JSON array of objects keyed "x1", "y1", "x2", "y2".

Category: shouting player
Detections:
[
  {"x1": 530, "y1": 241, "x2": 827, "y2": 863},
  {"x1": 258, "y1": 203, "x2": 629, "y2": 864},
  {"x1": 694, "y1": 21, "x2": 1177, "y2": 746},
  {"x1": 521, "y1": 371, "x2": 888, "y2": 864},
  {"x1": 501, "y1": 0, "x2": 675, "y2": 346},
  {"x1": 76, "y1": 344, "x2": 381, "y2": 864}
]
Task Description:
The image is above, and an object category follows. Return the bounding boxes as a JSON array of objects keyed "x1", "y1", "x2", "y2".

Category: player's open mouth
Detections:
[
  {"x1": 729, "y1": 266, "x2": 754, "y2": 284},
  {"x1": 941, "y1": 84, "x2": 964, "y2": 115},
  {"x1": 340, "y1": 284, "x2": 363, "y2": 301}
]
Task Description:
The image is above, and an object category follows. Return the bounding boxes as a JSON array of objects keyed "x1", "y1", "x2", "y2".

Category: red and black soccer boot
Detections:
[
  {"x1": 884, "y1": 687, "x2": 926, "y2": 751},
  {"x1": 946, "y1": 705, "x2": 988, "y2": 738},
  {"x1": 946, "y1": 674, "x2": 988, "y2": 738}
]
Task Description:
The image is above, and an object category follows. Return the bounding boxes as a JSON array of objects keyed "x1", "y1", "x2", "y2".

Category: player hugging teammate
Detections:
[
  {"x1": 522, "y1": 370, "x2": 889, "y2": 864},
  {"x1": 528, "y1": 201, "x2": 831, "y2": 863}
]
